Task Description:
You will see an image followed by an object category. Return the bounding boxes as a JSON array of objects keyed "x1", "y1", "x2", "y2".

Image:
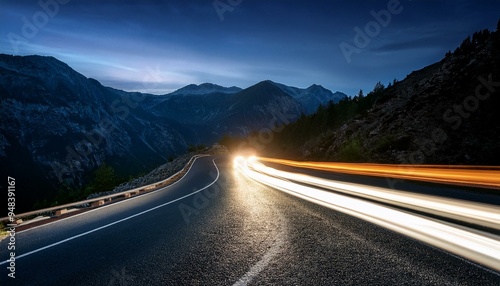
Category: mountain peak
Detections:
[
  {"x1": 258, "y1": 80, "x2": 347, "y2": 114},
  {"x1": 0, "y1": 54, "x2": 73, "y2": 73},
  {"x1": 170, "y1": 82, "x2": 242, "y2": 95},
  {"x1": 306, "y1": 84, "x2": 326, "y2": 91}
]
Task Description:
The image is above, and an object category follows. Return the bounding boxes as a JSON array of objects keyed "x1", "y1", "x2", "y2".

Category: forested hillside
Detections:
[{"x1": 223, "y1": 24, "x2": 500, "y2": 165}]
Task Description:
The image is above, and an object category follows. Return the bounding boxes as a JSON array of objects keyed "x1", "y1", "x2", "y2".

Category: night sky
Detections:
[{"x1": 1, "y1": 0, "x2": 499, "y2": 95}]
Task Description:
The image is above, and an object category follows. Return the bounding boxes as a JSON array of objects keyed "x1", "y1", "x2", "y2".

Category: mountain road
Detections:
[{"x1": 1, "y1": 155, "x2": 499, "y2": 285}]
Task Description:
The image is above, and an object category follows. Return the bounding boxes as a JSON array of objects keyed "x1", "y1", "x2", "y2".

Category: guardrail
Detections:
[{"x1": 1, "y1": 154, "x2": 209, "y2": 224}]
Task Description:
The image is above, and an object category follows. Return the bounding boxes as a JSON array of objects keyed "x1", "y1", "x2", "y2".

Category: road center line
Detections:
[
  {"x1": 233, "y1": 177, "x2": 289, "y2": 286},
  {"x1": 233, "y1": 217, "x2": 288, "y2": 286},
  {"x1": 0, "y1": 159, "x2": 220, "y2": 265}
]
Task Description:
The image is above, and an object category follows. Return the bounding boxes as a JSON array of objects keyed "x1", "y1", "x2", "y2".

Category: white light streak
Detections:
[{"x1": 234, "y1": 157, "x2": 500, "y2": 273}]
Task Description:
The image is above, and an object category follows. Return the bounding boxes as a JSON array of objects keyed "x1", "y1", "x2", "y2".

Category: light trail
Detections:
[
  {"x1": 249, "y1": 159, "x2": 500, "y2": 230},
  {"x1": 234, "y1": 156, "x2": 500, "y2": 273},
  {"x1": 258, "y1": 157, "x2": 500, "y2": 190}
]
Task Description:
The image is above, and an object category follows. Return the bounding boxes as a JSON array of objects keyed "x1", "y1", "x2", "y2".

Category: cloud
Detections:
[{"x1": 1, "y1": 0, "x2": 498, "y2": 98}]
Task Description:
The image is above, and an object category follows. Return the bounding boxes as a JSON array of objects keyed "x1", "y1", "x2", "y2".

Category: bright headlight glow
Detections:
[
  {"x1": 234, "y1": 156, "x2": 500, "y2": 272},
  {"x1": 233, "y1": 156, "x2": 245, "y2": 168}
]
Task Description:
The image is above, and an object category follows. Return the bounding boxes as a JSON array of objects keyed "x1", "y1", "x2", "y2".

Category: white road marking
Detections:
[
  {"x1": 233, "y1": 215, "x2": 288, "y2": 286},
  {"x1": 0, "y1": 158, "x2": 220, "y2": 265},
  {"x1": 233, "y1": 177, "x2": 289, "y2": 286},
  {"x1": 16, "y1": 155, "x2": 207, "y2": 234}
]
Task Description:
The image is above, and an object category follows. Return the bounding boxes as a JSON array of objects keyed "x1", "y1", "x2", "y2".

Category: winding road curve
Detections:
[{"x1": 1, "y1": 155, "x2": 499, "y2": 285}]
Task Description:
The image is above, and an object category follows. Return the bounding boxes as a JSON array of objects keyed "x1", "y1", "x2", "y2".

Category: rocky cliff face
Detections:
[
  {"x1": 0, "y1": 55, "x2": 199, "y2": 209},
  {"x1": 298, "y1": 28, "x2": 500, "y2": 165}
]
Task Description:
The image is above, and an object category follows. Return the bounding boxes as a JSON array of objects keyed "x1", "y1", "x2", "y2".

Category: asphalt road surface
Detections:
[{"x1": 1, "y1": 155, "x2": 499, "y2": 285}]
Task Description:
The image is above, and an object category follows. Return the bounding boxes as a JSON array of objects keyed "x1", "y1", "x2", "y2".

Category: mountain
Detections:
[
  {"x1": 0, "y1": 54, "x2": 343, "y2": 211},
  {"x1": 167, "y1": 81, "x2": 347, "y2": 115},
  {"x1": 0, "y1": 55, "x2": 197, "y2": 210},
  {"x1": 147, "y1": 80, "x2": 304, "y2": 138},
  {"x1": 143, "y1": 80, "x2": 345, "y2": 140},
  {"x1": 264, "y1": 27, "x2": 500, "y2": 165},
  {"x1": 297, "y1": 85, "x2": 348, "y2": 114},
  {"x1": 217, "y1": 80, "x2": 304, "y2": 134},
  {"x1": 271, "y1": 81, "x2": 347, "y2": 114},
  {"x1": 169, "y1": 83, "x2": 242, "y2": 95}
]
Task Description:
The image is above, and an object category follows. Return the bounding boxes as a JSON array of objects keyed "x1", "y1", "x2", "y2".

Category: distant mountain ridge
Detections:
[
  {"x1": 145, "y1": 80, "x2": 305, "y2": 140},
  {"x1": 169, "y1": 83, "x2": 242, "y2": 95},
  {"x1": 168, "y1": 80, "x2": 347, "y2": 114},
  {"x1": 0, "y1": 53, "x2": 345, "y2": 211},
  {"x1": 265, "y1": 81, "x2": 347, "y2": 114}
]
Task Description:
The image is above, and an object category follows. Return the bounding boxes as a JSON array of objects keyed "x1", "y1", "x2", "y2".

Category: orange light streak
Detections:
[
  {"x1": 258, "y1": 157, "x2": 500, "y2": 190},
  {"x1": 233, "y1": 156, "x2": 500, "y2": 272}
]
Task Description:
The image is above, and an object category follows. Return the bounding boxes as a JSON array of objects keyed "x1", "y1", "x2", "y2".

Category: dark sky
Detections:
[{"x1": 1, "y1": 0, "x2": 499, "y2": 95}]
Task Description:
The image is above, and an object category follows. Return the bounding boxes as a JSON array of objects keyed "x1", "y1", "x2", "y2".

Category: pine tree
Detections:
[
  {"x1": 373, "y1": 82, "x2": 385, "y2": 93},
  {"x1": 92, "y1": 163, "x2": 118, "y2": 192},
  {"x1": 357, "y1": 89, "x2": 364, "y2": 99}
]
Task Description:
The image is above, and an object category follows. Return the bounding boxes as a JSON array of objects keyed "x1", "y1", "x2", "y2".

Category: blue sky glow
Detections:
[{"x1": 1, "y1": 0, "x2": 499, "y2": 95}]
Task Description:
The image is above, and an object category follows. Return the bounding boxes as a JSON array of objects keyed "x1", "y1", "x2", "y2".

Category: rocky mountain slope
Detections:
[
  {"x1": 266, "y1": 26, "x2": 500, "y2": 165},
  {"x1": 0, "y1": 55, "x2": 197, "y2": 210}
]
